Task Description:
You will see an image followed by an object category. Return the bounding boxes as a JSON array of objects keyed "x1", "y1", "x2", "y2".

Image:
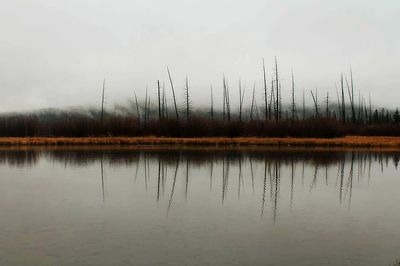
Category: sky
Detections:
[{"x1": 0, "y1": 0, "x2": 399, "y2": 112}]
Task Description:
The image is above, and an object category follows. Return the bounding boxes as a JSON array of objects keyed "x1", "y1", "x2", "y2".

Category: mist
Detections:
[{"x1": 0, "y1": 0, "x2": 399, "y2": 112}]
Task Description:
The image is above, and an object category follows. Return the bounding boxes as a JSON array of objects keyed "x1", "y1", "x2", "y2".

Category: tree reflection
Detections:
[{"x1": 0, "y1": 147, "x2": 399, "y2": 222}]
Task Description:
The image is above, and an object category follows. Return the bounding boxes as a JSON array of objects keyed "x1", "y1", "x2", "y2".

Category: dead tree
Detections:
[
  {"x1": 279, "y1": 78, "x2": 282, "y2": 120},
  {"x1": 302, "y1": 90, "x2": 306, "y2": 120},
  {"x1": 210, "y1": 85, "x2": 214, "y2": 121},
  {"x1": 350, "y1": 68, "x2": 356, "y2": 123},
  {"x1": 157, "y1": 80, "x2": 162, "y2": 121},
  {"x1": 185, "y1": 76, "x2": 190, "y2": 121},
  {"x1": 363, "y1": 98, "x2": 368, "y2": 124},
  {"x1": 357, "y1": 92, "x2": 362, "y2": 122},
  {"x1": 144, "y1": 88, "x2": 148, "y2": 125},
  {"x1": 226, "y1": 77, "x2": 231, "y2": 122},
  {"x1": 146, "y1": 97, "x2": 151, "y2": 122},
  {"x1": 368, "y1": 93, "x2": 372, "y2": 123},
  {"x1": 291, "y1": 70, "x2": 297, "y2": 120},
  {"x1": 269, "y1": 79, "x2": 274, "y2": 119},
  {"x1": 345, "y1": 75, "x2": 356, "y2": 123},
  {"x1": 162, "y1": 82, "x2": 169, "y2": 119},
  {"x1": 100, "y1": 79, "x2": 106, "y2": 122},
  {"x1": 263, "y1": 59, "x2": 268, "y2": 120},
  {"x1": 325, "y1": 92, "x2": 330, "y2": 118},
  {"x1": 161, "y1": 83, "x2": 165, "y2": 119},
  {"x1": 250, "y1": 83, "x2": 255, "y2": 120},
  {"x1": 310, "y1": 89, "x2": 319, "y2": 118},
  {"x1": 274, "y1": 57, "x2": 279, "y2": 120},
  {"x1": 134, "y1": 92, "x2": 141, "y2": 124},
  {"x1": 223, "y1": 76, "x2": 231, "y2": 122},
  {"x1": 341, "y1": 74, "x2": 346, "y2": 123},
  {"x1": 335, "y1": 85, "x2": 342, "y2": 121},
  {"x1": 254, "y1": 100, "x2": 260, "y2": 121},
  {"x1": 167, "y1": 67, "x2": 179, "y2": 121},
  {"x1": 238, "y1": 79, "x2": 245, "y2": 122},
  {"x1": 222, "y1": 76, "x2": 226, "y2": 122}
]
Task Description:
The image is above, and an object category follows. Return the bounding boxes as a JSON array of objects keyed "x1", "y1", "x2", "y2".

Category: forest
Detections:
[{"x1": 1, "y1": 60, "x2": 399, "y2": 138}]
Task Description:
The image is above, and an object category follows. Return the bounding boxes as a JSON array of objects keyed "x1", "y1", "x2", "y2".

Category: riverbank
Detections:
[{"x1": 1, "y1": 136, "x2": 400, "y2": 148}]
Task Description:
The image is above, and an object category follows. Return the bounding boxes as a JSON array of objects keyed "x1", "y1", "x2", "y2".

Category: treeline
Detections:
[
  {"x1": 1, "y1": 111, "x2": 400, "y2": 138},
  {"x1": 1, "y1": 59, "x2": 400, "y2": 138}
]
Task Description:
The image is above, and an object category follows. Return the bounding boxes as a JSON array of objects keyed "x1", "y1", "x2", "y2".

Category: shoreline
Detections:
[{"x1": 1, "y1": 136, "x2": 400, "y2": 148}]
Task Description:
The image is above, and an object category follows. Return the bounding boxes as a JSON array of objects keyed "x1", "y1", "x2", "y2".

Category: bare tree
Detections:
[
  {"x1": 238, "y1": 79, "x2": 245, "y2": 122},
  {"x1": 162, "y1": 82, "x2": 169, "y2": 119},
  {"x1": 291, "y1": 70, "x2": 297, "y2": 120},
  {"x1": 310, "y1": 89, "x2": 319, "y2": 118},
  {"x1": 335, "y1": 85, "x2": 342, "y2": 120},
  {"x1": 250, "y1": 83, "x2": 255, "y2": 120},
  {"x1": 185, "y1": 76, "x2": 190, "y2": 121},
  {"x1": 210, "y1": 85, "x2": 214, "y2": 121},
  {"x1": 341, "y1": 74, "x2": 346, "y2": 123},
  {"x1": 134, "y1": 92, "x2": 140, "y2": 124},
  {"x1": 254, "y1": 100, "x2": 260, "y2": 121},
  {"x1": 274, "y1": 57, "x2": 279, "y2": 120},
  {"x1": 223, "y1": 75, "x2": 231, "y2": 122},
  {"x1": 302, "y1": 90, "x2": 306, "y2": 120},
  {"x1": 222, "y1": 76, "x2": 226, "y2": 122},
  {"x1": 368, "y1": 93, "x2": 372, "y2": 123},
  {"x1": 226, "y1": 77, "x2": 231, "y2": 122},
  {"x1": 144, "y1": 88, "x2": 148, "y2": 125},
  {"x1": 345, "y1": 74, "x2": 355, "y2": 123},
  {"x1": 100, "y1": 79, "x2": 106, "y2": 122},
  {"x1": 157, "y1": 80, "x2": 162, "y2": 121},
  {"x1": 146, "y1": 96, "x2": 151, "y2": 122},
  {"x1": 350, "y1": 68, "x2": 356, "y2": 122},
  {"x1": 167, "y1": 67, "x2": 179, "y2": 121},
  {"x1": 325, "y1": 92, "x2": 330, "y2": 118},
  {"x1": 263, "y1": 59, "x2": 268, "y2": 120},
  {"x1": 269, "y1": 79, "x2": 274, "y2": 119}
]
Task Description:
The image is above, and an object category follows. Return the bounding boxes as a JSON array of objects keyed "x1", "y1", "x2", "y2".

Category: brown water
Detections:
[{"x1": 0, "y1": 147, "x2": 399, "y2": 265}]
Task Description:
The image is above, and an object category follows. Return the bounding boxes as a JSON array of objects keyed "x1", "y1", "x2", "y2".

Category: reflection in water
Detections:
[
  {"x1": 1, "y1": 147, "x2": 400, "y2": 265},
  {"x1": 100, "y1": 155, "x2": 105, "y2": 202},
  {"x1": 1, "y1": 147, "x2": 399, "y2": 222}
]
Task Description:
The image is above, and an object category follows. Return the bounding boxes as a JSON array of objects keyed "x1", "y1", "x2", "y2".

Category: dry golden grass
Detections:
[{"x1": 0, "y1": 136, "x2": 400, "y2": 148}]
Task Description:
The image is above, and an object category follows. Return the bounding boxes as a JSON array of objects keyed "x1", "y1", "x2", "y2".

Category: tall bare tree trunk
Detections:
[
  {"x1": 210, "y1": 85, "x2": 214, "y2": 121},
  {"x1": 325, "y1": 92, "x2": 329, "y2": 118},
  {"x1": 134, "y1": 92, "x2": 140, "y2": 124},
  {"x1": 101, "y1": 79, "x2": 106, "y2": 122},
  {"x1": 341, "y1": 74, "x2": 346, "y2": 123},
  {"x1": 291, "y1": 70, "x2": 296, "y2": 120},
  {"x1": 335, "y1": 86, "x2": 342, "y2": 121},
  {"x1": 167, "y1": 67, "x2": 179, "y2": 121},
  {"x1": 157, "y1": 80, "x2": 162, "y2": 121},
  {"x1": 163, "y1": 82, "x2": 169, "y2": 119},
  {"x1": 302, "y1": 90, "x2": 306, "y2": 120},
  {"x1": 310, "y1": 89, "x2": 319, "y2": 118},
  {"x1": 185, "y1": 76, "x2": 190, "y2": 121},
  {"x1": 144, "y1": 88, "x2": 148, "y2": 125},
  {"x1": 222, "y1": 76, "x2": 226, "y2": 122},
  {"x1": 274, "y1": 57, "x2": 279, "y2": 121},
  {"x1": 250, "y1": 83, "x2": 255, "y2": 120},
  {"x1": 350, "y1": 68, "x2": 356, "y2": 123},
  {"x1": 226, "y1": 77, "x2": 231, "y2": 122},
  {"x1": 263, "y1": 59, "x2": 268, "y2": 120},
  {"x1": 239, "y1": 79, "x2": 245, "y2": 122}
]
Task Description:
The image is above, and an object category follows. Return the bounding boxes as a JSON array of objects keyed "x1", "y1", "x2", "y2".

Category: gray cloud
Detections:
[{"x1": 0, "y1": 0, "x2": 399, "y2": 112}]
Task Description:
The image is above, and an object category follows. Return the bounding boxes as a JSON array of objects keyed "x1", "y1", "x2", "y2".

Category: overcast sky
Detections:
[{"x1": 0, "y1": 0, "x2": 399, "y2": 112}]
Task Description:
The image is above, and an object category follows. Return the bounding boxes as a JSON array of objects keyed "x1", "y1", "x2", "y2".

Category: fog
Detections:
[{"x1": 0, "y1": 0, "x2": 399, "y2": 112}]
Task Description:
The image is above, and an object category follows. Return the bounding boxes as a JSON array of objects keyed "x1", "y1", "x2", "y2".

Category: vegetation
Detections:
[
  {"x1": 1, "y1": 136, "x2": 400, "y2": 148},
  {"x1": 0, "y1": 60, "x2": 399, "y2": 138}
]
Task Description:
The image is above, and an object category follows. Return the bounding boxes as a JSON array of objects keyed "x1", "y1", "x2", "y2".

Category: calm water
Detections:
[{"x1": 0, "y1": 147, "x2": 400, "y2": 265}]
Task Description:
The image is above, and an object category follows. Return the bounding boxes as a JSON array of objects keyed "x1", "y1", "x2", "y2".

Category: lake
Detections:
[{"x1": 0, "y1": 147, "x2": 399, "y2": 265}]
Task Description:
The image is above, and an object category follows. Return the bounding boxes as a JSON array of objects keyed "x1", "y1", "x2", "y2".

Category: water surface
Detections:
[{"x1": 0, "y1": 147, "x2": 399, "y2": 265}]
